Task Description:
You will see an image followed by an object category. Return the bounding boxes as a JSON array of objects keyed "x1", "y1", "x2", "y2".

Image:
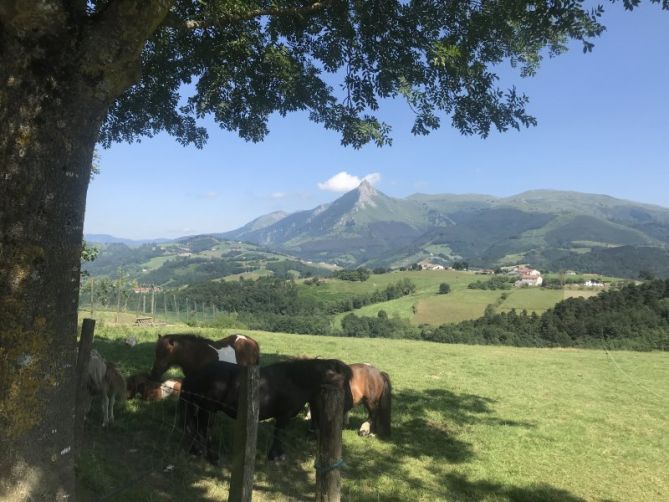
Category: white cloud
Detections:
[
  {"x1": 271, "y1": 192, "x2": 287, "y2": 199},
  {"x1": 317, "y1": 171, "x2": 381, "y2": 192}
]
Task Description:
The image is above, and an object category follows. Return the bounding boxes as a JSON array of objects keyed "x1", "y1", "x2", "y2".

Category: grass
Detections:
[
  {"x1": 79, "y1": 324, "x2": 669, "y2": 501},
  {"x1": 324, "y1": 270, "x2": 606, "y2": 327}
]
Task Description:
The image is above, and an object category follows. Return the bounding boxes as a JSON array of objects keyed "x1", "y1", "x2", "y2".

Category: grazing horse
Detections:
[
  {"x1": 127, "y1": 373, "x2": 182, "y2": 401},
  {"x1": 85, "y1": 349, "x2": 126, "y2": 427},
  {"x1": 179, "y1": 358, "x2": 353, "y2": 463},
  {"x1": 150, "y1": 333, "x2": 260, "y2": 380},
  {"x1": 348, "y1": 363, "x2": 392, "y2": 438}
]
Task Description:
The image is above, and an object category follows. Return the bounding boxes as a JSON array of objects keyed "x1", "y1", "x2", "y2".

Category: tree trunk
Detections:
[
  {"x1": 0, "y1": 2, "x2": 174, "y2": 498},
  {"x1": 0, "y1": 24, "x2": 109, "y2": 502}
]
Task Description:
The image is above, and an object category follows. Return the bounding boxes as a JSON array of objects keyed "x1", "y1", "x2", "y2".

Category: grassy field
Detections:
[
  {"x1": 79, "y1": 324, "x2": 669, "y2": 501},
  {"x1": 323, "y1": 270, "x2": 606, "y2": 327}
]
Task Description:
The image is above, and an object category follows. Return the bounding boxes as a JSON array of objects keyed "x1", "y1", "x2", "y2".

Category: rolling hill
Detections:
[
  {"x1": 222, "y1": 185, "x2": 669, "y2": 277},
  {"x1": 86, "y1": 186, "x2": 669, "y2": 280},
  {"x1": 81, "y1": 235, "x2": 333, "y2": 286}
]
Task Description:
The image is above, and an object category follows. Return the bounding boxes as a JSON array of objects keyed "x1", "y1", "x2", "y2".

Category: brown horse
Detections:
[
  {"x1": 150, "y1": 333, "x2": 260, "y2": 380},
  {"x1": 348, "y1": 363, "x2": 392, "y2": 438},
  {"x1": 180, "y1": 358, "x2": 353, "y2": 462}
]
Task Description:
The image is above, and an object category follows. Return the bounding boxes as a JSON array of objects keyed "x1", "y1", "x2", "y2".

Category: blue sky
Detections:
[{"x1": 86, "y1": 3, "x2": 669, "y2": 240}]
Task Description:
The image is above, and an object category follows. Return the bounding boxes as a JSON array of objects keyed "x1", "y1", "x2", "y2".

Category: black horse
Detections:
[{"x1": 179, "y1": 358, "x2": 353, "y2": 463}]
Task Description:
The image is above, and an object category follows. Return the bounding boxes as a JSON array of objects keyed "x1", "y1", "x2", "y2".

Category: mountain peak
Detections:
[
  {"x1": 355, "y1": 179, "x2": 378, "y2": 207},
  {"x1": 357, "y1": 179, "x2": 376, "y2": 191}
]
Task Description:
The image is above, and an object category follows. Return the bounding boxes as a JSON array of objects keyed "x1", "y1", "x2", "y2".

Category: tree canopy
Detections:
[{"x1": 99, "y1": 0, "x2": 617, "y2": 149}]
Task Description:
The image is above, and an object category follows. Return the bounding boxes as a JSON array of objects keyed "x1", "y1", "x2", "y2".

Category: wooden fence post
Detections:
[
  {"x1": 74, "y1": 318, "x2": 96, "y2": 458},
  {"x1": 228, "y1": 365, "x2": 260, "y2": 502},
  {"x1": 316, "y1": 384, "x2": 344, "y2": 502}
]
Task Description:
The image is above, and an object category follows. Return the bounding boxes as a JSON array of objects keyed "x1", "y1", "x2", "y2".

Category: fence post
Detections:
[
  {"x1": 316, "y1": 384, "x2": 344, "y2": 502},
  {"x1": 74, "y1": 318, "x2": 96, "y2": 458},
  {"x1": 228, "y1": 365, "x2": 260, "y2": 502}
]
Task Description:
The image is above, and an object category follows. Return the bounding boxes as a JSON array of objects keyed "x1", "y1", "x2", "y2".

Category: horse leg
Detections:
[
  {"x1": 307, "y1": 399, "x2": 319, "y2": 433},
  {"x1": 180, "y1": 400, "x2": 201, "y2": 455},
  {"x1": 358, "y1": 401, "x2": 373, "y2": 437},
  {"x1": 204, "y1": 409, "x2": 220, "y2": 466},
  {"x1": 109, "y1": 394, "x2": 116, "y2": 424},
  {"x1": 101, "y1": 393, "x2": 110, "y2": 427},
  {"x1": 268, "y1": 418, "x2": 289, "y2": 461},
  {"x1": 191, "y1": 407, "x2": 214, "y2": 461}
]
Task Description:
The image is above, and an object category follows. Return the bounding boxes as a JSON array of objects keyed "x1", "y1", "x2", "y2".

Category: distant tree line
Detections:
[
  {"x1": 324, "y1": 278, "x2": 417, "y2": 314},
  {"x1": 334, "y1": 279, "x2": 669, "y2": 350},
  {"x1": 332, "y1": 267, "x2": 371, "y2": 281},
  {"x1": 426, "y1": 279, "x2": 669, "y2": 350},
  {"x1": 341, "y1": 311, "x2": 417, "y2": 339},
  {"x1": 171, "y1": 276, "x2": 417, "y2": 335},
  {"x1": 468, "y1": 276, "x2": 515, "y2": 290}
]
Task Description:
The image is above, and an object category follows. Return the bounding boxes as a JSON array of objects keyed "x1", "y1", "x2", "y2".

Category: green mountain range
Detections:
[{"x1": 222, "y1": 183, "x2": 669, "y2": 277}]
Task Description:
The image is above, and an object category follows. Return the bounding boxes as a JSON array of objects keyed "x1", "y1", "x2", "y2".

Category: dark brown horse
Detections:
[
  {"x1": 180, "y1": 358, "x2": 353, "y2": 463},
  {"x1": 150, "y1": 333, "x2": 259, "y2": 380},
  {"x1": 348, "y1": 363, "x2": 392, "y2": 438}
]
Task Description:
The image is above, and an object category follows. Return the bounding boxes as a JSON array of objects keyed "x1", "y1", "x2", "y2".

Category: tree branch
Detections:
[
  {"x1": 0, "y1": 0, "x2": 68, "y2": 35},
  {"x1": 166, "y1": 0, "x2": 335, "y2": 31},
  {"x1": 81, "y1": 0, "x2": 176, "y2": 101}
]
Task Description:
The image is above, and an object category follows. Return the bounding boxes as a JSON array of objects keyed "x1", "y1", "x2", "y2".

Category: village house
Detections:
[
  {"x1": 515, "y1": 275, "x2": 543, "y2": 287},
  {"x1": 418, "y1": 261, "x2": 446, "y2": 270},
  {"x1": 507, "y1": 264, "x2": 544, "y2": 287}
]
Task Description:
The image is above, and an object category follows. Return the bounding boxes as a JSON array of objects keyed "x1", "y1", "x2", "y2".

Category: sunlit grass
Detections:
[
  {"x1": 316, "y1": 270, "x2": 610, "y2": 328},
  {"x1": 79, "y1": 325, "x2": 669, "y2": 501}
]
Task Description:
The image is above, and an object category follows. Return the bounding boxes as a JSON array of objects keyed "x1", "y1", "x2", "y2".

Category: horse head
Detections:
[{"x1": 150, "y1": 334, "x2": 176, "y2": 381}]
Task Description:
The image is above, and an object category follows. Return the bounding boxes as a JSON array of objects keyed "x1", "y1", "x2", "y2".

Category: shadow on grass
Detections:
[
  {"x1": 78, "y1": 336, "x2": 319, "y2": 500},
  {"x1": 81, "y1": 333, "x2": 568, "y2": 501},
  {"x1": 438, "y1": 473, "x2": 586, "y2": 502}
]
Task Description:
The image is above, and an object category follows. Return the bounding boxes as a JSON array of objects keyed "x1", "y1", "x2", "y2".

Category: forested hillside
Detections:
[{"x1": 421, "y1": 279, "x2": 669, "y2": 350}]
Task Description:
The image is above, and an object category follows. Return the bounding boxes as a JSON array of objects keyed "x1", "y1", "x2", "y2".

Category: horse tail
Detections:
[{"x1": 376, "y1": 371, "x2": 392, "y2": 438}]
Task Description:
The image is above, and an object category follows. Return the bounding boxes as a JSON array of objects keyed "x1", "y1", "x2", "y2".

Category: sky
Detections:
[{"x1": 85, "y1": 3, "x2": 669, "y2": 240}]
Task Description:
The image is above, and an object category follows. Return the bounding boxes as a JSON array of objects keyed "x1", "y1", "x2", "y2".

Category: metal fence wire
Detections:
[{"x1": 80, "y1": 383, "x2": 342, "y2": 501}]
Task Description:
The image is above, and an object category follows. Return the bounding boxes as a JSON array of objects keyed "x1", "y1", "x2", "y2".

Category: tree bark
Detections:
[
  {"x1": 0, "y1": 2, "x2": 173, "y2": 499},
  {"x1": 0, "y1": 42, "x2": 102, "y2": 501}
]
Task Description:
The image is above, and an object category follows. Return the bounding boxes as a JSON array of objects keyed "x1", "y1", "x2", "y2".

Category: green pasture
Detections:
[
  {"x1": 326, "y1": 270, "x2": 606, "y2": 327},
  {"x1": 79, "y1": 325, "x2": 669, "y2": 501},
  {"x1": 143, "y1": 254, "x2": 176, "y2": 271},
  {"x1": 299, "y1": 270, "x2": 474, "y2": 304}
]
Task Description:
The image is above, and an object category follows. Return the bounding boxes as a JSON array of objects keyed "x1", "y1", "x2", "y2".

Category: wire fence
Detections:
[
  {"x1": 80, "y1": 380, "x2": 342, "y2": 501},
  {"x1": 79, "y1": 285, "x2": 229, "y2": 327}
]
